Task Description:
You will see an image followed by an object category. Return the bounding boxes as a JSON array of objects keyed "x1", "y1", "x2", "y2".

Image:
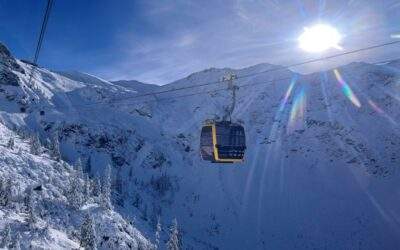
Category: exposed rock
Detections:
[{"x1": 0, "y1": 42, "x2": 24, "y2": 86}]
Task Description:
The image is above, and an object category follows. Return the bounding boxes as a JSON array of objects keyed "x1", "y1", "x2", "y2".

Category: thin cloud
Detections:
[{"x1": 90, "y1": 0, "x2": 399, "y2": 85}]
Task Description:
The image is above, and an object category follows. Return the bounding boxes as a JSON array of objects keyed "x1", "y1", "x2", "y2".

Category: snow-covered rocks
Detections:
[
  {"x1": 0, "y1": 120, "x2": 153, "y2": 249},
  {"x1": 0, "y1": 43, "x2": 24, "y2": 86}
]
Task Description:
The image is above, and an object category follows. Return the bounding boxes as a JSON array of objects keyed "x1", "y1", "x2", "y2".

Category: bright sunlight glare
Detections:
[{"x1": 298, "y1": 24, "x2": 342, "y2": 53}]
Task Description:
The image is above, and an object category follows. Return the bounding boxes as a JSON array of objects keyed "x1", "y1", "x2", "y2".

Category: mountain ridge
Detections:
[{"x1": 1, "y1": 41, "x2": 400, "y2": 249}]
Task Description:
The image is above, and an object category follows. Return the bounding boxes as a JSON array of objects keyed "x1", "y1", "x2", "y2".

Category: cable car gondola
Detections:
[
  {"x1": 200, "y1": 120, "x2": 246, "y2": 163},
  {"x1": 200, "y1": 73, "x2": 246, "y2": 163}
]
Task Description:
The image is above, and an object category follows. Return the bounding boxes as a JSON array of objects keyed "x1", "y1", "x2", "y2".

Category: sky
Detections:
[{"x1": 0, "y1": 0, "x2": 399, "y2": 85}]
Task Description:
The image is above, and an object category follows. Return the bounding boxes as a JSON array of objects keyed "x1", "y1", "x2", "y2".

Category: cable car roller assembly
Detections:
[{"x1": 200, "y1": 73, "x2": 247, "y2": 164}]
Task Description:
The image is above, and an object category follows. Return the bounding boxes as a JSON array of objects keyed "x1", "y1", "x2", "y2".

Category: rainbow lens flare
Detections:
[
  {"x1": 279, "y1": 76, "x2": 297, "y2": 112},
  {"x1": 287, "y1": 88, "x2": 306, "y2": 134},
  {"x1": 368, "y1": 100, "x2": 384, "y2": 114},
  {"x1": 334, "y1": 69, "x2": 361, "y2": 108},
  {"x1": 368, "y1": 100, "x2": 397, "y2": 125}
]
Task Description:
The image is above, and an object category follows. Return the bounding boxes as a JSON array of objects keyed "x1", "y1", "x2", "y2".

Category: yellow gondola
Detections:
[{"x1": 200, "y1": 121, "x2": 246, "y2": 163}]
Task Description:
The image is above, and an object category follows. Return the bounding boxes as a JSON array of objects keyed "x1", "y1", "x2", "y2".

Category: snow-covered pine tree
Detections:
[
  {"x1": 92, "y1": 176, "x2": 101, "y2": 198},
  {"x1": 13, "y1": 232, "x2": 21, "y2": 250},
  {"x1": 150, "y1": 204, "x2": 161, "y2": 228},
  {"x1": 30, "y1": 133, "x2": 42, "y2": 155},
  {"x1": 166, "y1": 218, "x2": 180, "y2": 250},
  {"x1": 62, "y1": 161, "x2": 70, "y2": 170},
  {"x1": 80, "y1": 213, "x2": 97, "y2": 250},
  {"x1": 86, "y1": 156, "x2": 92, "y2": 173},
  {"x1": 7, "y1": 137, "x2": 14, "y2": 149},
  {"x1": 38, "y1": 222, "x2": 53, "y2": 241},
  {"x1": 0, "y1": 224, "x2": 11, "y2": 248},
  {"x1": 101, "y1": 165, "x2": 113, "y2": 210},
  {"x1": 23, "y1": 187, "x2": 32, "y2": 212},
  {"x1": 67, "y1": 169, "x2": 83, "y2": 209},
  {"x1": 155, "y1": 216, "x2": 162, "y2": 248},
  {"x1": 17, "y1": 147, "x2": 22, "y2": 156},
  {"x1": 142, "y1": 204, "x2": 148, "y2": 221},
  {"x1": 50, "y1": 132, "x2": 61, "y2": 161},
  {"x1": 83, "y1": 173, "x2": 91, "y2": 201},
  {"x1": 26, "y1": 190, "x2": 37, "y2": 229},
  {"x1": 0, "y1": 177, "x2": 11, "y2": 206},
  {"x1": 76, "y1": 158, "x2": 83, "y2": 176},
  {"x1": 16, "y1": 127, "x2": 27, "y2": 139},
  {"x1": 44, "y1": 137, "x2": 51, "y2": 151}
]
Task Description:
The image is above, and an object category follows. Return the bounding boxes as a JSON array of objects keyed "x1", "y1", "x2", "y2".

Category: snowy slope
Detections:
[
  {"x1": 1, "y1": 41, "x2": 400, "y2": 249},
  {"x1": 0, "y1": 121, "x2": 153, "y2": 249},
  {"x1": 55, "y1": 70, "x2": 120, "y2": 88},
  {"x1": 112, "y1": 80, "x2": 159, "y2": 93},
  {"x1": 387, "y1": 58, "x2": 400, "y2": 69},
  {"x1": 0, "y1": 43, "x2": 154, "y2": 250},
  {"x1": 131, "y1": 62, "x2": 400, "y2": 249},
  {"x1": 57, "y1": 71, "x2": 159, "y2": 94}
]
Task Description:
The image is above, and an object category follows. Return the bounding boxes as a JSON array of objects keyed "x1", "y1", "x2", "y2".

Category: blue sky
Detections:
[{"x1": 0, "y1": 0, "x2": 399, "y2": 85}]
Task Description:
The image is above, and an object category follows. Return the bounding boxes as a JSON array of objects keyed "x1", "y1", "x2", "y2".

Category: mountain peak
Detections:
[
  {"x1": 112, "y1": 79, "x2": 159, "y2": 93},
  {"x1": 0, "y1": 42, "x2": 12, "y2": 59},
  {"x1": 56, "y1": 70, "x2": 111, "y2": 85},
  {"x1": 0, "y1": 42, "x2": 25, "y2": 85}
]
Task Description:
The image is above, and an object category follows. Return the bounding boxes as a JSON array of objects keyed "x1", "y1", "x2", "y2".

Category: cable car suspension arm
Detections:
[{"x1": 222, "y1": 73, "x2": 238, "y2": 122}]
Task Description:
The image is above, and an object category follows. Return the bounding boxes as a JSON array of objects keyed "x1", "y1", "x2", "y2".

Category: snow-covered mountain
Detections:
[
  {"x1": 1, "y1": 41, "x2": 400, "y2": 249},
  {"x1": 56, "y1": 71, "x2": 159, "y2": 94},
  {"x1": 0, "y1": 44, "x2": 154, "y2": 249},
  {"x1": 111, "y1": 80, "x2": 159, "y2": 93}
]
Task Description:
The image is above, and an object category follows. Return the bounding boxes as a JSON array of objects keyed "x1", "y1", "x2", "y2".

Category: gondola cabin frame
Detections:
[{"x1": 200, "y1": 121, "x2": 246, "y2": 163}]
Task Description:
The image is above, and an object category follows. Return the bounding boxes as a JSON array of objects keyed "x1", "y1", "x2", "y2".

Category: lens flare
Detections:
[
  {"x1": 279, "y1": 76, "x2": 297, "y2": 112},
  {"x1": 368, "y1": 100, "x2": 384, "y2": 114},
  {"x1": 287, "y1": 88, "x2": 306, "y2": 134},
  {"x1": 368, "y1": 100, "x2": 397, "y2": 125},
  {"x1": 334, "y1": 69, "x2": 361, "y2": 108}
]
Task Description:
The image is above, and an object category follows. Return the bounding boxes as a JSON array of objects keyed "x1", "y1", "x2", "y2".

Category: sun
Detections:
[{"x1": 298, "y1": 24, "x2": 342, "y2": 53}]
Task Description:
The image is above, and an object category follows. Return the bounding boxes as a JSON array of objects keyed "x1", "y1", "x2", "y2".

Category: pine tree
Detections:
[
  {"x1": 0, "y1": 224, "x2": 11, "y2": 248},
  {"x1": 155, "y1": 217, "x2": 162, "y2": 248},
  {"x1": 13, "y1": 232, "x2": 21, "y2": 250},
  {"x1": 26, "y1": 190, "x2": 37, "y2": 228},
  {"x1": 101, "y1": 165, "x2": 112, "y2": 210},
  {"x1": 51, "y1": 132, "x2": 61, "y2": 161},
  {"x1": 166, "y1": 218, "x2": 180, "y2": 250},
  {"x1": 75, "y1": 158, "x2": 83, "y2": 177},
  {"x1": 80, "y1": 214, "x2": 97, "y2": 250},
  {"x1": 62, "y1": 161, "x2": 70, "y2": 170},
  {"x1": 0, "y1": 177, "x2": 11, "y2": 206},
  {"x1": 7, "y1": 137, "x2": 14, "y2": 150},
  {"x1": 83, "y1": 173, "x2": 91, "y2": 201},
  {"x1": 142, "y1": 204, "x2": 148, "y2": 221},
  {"x1": 30, "y1": 133, "x2": 41, "y2": 155},
  {"x1": 39, "y1": 222, "x2": 52, "y2": 241},
  {"x1": 67, "y1": 170, "x2": 83, "y2": 209},
  {"x1": 86, "y1": 156, "x2": 92, "y2": 173},
  {"x1": 92, "y1": 177, "x2": 101, "y2": 198},
  {"x1": 23, "y1": 188, "x2": 32, "y2": 212}
]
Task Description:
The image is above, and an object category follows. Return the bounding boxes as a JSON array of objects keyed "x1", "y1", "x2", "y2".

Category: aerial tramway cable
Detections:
[
  {"x1": 27, "y1": 0, "x2": 54, "y2": 86},
  {"x1": 17, "y1": 3, "x2": 400, "y2": 163},
  {"x1": 17, "y1": 0, "x2": 400, "y2": 107},
  {"x1": 69, "y1": 40, "x2": 400, "y2": 108}
]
